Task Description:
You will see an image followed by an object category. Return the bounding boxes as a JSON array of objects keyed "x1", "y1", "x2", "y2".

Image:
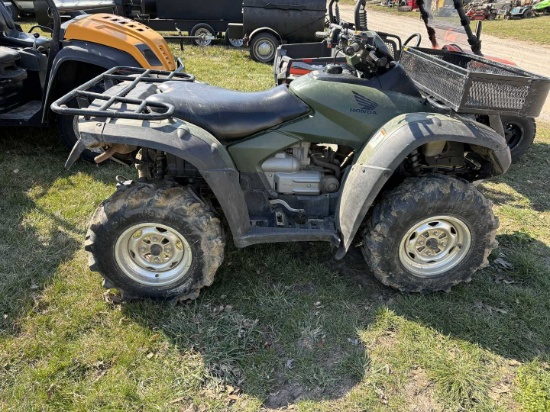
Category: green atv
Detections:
[{"x1": 51, "y1": 1, "x2": 548, "y2": 301}]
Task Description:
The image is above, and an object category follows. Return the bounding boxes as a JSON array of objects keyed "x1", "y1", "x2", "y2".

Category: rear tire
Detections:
[
  {"x1": 58, "y1": 114, "x2": 101, "y2": 163},
  {"x1": 362, "y1": 175, "x2": 498, "y2": 293},
  {"x1": 85, "y1": 181, "x2": 225, "y2": 300}
]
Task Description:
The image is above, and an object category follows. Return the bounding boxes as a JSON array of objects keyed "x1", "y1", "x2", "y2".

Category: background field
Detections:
[
  {"x1": 339, "y1": 0, "x2": 550, "y2": 46},
  {"x1": 0, "y1": 40, "x2": 549, "y2": 411}
]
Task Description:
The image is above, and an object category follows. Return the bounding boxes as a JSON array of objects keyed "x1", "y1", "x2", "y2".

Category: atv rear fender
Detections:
[
  {"x1": 43, "y1": 43, "x2": 141, "y2": 122},
  {"x1": 334, "y1": 112, "x2": 511, "y2": 259},
  {"x1": 76, "y1": 118, "x2": 251, "y2": 239}
]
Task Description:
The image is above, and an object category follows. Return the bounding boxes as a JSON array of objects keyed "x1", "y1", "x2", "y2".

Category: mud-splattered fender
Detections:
[
  {"x1": 76, "y1": 118, "x2": 251, "y2": 239},
  {"x1": 334, "y1": 112, "x2": 511, "y2": 259}
]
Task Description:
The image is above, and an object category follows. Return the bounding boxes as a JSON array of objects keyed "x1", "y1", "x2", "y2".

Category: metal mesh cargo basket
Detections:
[{"x1": 400, "y1": 47, "x2": 550, "y2": 117}]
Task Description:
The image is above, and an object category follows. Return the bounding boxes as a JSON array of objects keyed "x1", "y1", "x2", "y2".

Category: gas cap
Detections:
[{"x1": 325, "y1": 64, "x2": 343, "y2": 75}]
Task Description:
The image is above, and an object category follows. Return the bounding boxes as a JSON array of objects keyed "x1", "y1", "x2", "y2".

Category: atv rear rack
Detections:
[{"x1": 51, "y1": 67, "x2": 194, "y2": 120}]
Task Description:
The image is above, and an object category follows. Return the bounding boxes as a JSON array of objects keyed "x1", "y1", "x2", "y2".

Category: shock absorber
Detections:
[
  {"x1": 154, "y1": 151, "x2": 166, "y2": 179},
  {"x1": 355, "y1": 0, "x2": 368, "y2": 30},
  {"x1": 410, "y1": 149, "x2": 421, "y2": 175}
]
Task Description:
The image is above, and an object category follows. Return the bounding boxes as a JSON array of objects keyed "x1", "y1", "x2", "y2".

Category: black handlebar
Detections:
[{"x1": 344, "y1": 42, "x2": 361, "y2": 56}]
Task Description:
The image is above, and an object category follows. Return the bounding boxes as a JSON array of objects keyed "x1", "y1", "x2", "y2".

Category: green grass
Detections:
[{"x1": 1, "y1": 44, "x2": 550, "y2": 411}]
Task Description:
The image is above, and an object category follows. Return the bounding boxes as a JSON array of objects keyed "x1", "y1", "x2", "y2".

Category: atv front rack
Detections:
[
  {"x1": 400, "y1": 47, "x2": 550, "y2": 117},
  {"x1": 51, "y1": 67, "x2": 194, "y2": 120}
]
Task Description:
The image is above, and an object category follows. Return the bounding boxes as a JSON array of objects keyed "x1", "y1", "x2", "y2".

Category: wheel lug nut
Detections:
[
  {"x1": 433, "y1": 231, "x2": 438, "y2": 236},
  {"x1": 154, "y1": 257, "x2": 160, "y2": 262},
  {"x1": 441, "y1": 242, "x2": 447, "y2": 247},
  {"x1": 140, "y1": 247, "x2": 146, "y2": 252},
  {"x1": 165, "y1": 247, "x2": 171, "y2": 253},
  {"x1": 152, "y1": 237, "x2": 158, "y2": 242}
]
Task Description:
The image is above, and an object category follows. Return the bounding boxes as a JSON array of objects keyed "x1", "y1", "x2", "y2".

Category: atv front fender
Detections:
[
  {"x1": 334, "y1": 112, "x2": 511, "y2": 259},
  {"x1": 75, "y1": 118, "x2": 251, "y2": 239}
]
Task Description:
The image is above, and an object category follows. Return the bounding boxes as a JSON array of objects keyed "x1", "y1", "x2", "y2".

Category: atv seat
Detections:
[
  {"x1": 146, "y1": 82, "x2": 310, "y2": 141},
  {"x1": 0, "y1": 2, "x2": 51, "y2": 50}
]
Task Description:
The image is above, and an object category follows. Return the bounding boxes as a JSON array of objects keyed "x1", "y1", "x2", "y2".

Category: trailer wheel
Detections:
[
  {"x1": 191, "y1": 23, "x2": 215, "y2": 46},
  {"x1": 249, "y1": 32, "x2": 279, "y2": 63},
  {"x1": 225, "y1": 35, "x2": 244, "y2": 48}
]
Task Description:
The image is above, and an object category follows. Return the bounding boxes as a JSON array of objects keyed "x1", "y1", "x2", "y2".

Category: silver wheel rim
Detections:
[
  {"x1": 229, "y1": 38, "x2": 244, "y2": 47},
  {"x1": 115, "y1": 223, "x2": 193, "y2": 286},
  {"x1": 398, "y1": 215, "x2": 471, "y2": 278},
  {"x1": 194, "y1": 28, "x2": 213, "y2": 46},
  {"x1": 254, "y1": 39, "x2": 275, "y2": 61}
]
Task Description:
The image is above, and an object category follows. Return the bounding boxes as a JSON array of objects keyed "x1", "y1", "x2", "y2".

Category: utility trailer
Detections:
[
  {"x1": 227, "y1": 0, "x2": 326, "y2": 63},
  {"x1": 126, "y1": 0, "x2": 244, "y2": 46}
]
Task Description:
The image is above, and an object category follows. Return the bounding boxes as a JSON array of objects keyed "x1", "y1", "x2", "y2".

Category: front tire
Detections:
[
  {"x1": 362, "y1": 175, "x2": 498, "y2": 293},
  {"x1": 85, "y1": 181, "x2": 225, "y2": 300}
]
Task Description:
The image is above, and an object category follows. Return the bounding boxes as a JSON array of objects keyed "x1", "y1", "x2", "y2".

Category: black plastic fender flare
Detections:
[
  {"x1": 334, "y1": 112, "x2": 511, "y2": 259},
  {"x1": 43, "y1": 42, "x2": 141, "y2": 122},
  {"x1": 248, "y1": 27, "x2": 282, "y2": 44},
  {"x1": 76, "y1": 118, "x2": 251, "y2": 239}
]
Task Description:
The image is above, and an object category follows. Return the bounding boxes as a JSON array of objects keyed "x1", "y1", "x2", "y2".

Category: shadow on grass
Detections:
[
  {"x1": 121, "y1": 230, "x2": 549, "y2": 408},
  {"x1": 485, "y1": 141, "x2": 550, "y2": 212},
  {"x1": 3, "y1": 126, "x2": 547, "y2": 407},
  {"x1": 121, "y1": 242, "x2": 384, "y2": 407},
  {"x1": 390, "y1": 231, "x2": 550, "y2": 361},
  {"x1": 0, "y1": 127, "x2": 126, "y2": 336}
]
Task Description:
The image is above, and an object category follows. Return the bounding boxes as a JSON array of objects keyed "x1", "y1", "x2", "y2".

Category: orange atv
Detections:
[{"x1": 0, "y1": 0, "x2": 183, "y2": 161}]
